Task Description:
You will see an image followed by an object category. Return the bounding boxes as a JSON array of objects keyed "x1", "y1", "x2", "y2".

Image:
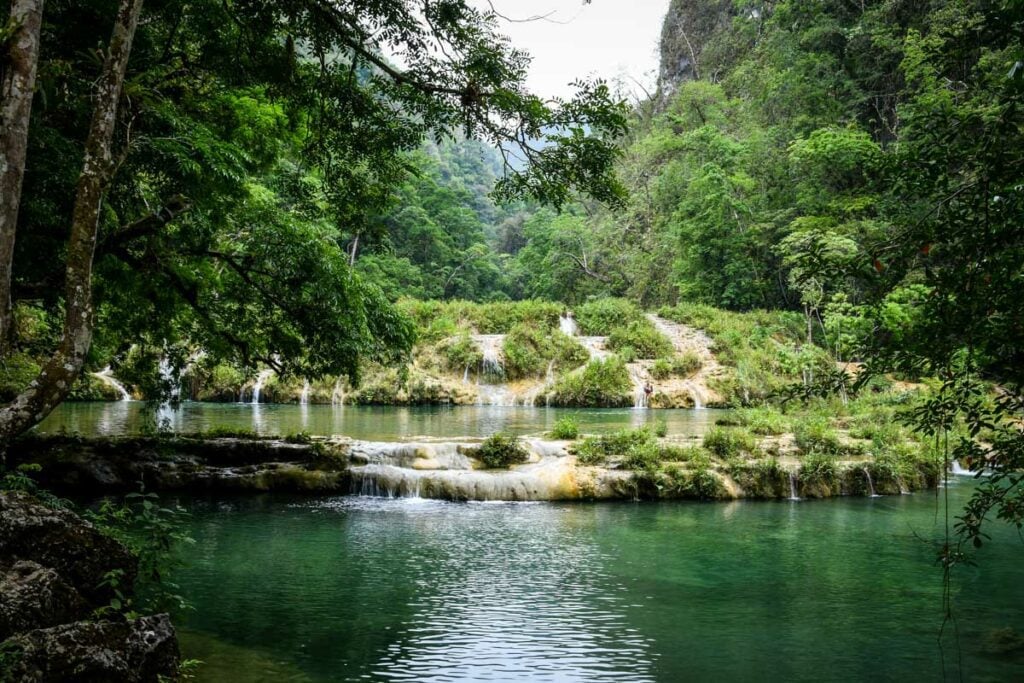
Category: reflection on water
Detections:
[
  {"x1": 172, "y1": 482, "x2": 1024, "y2": 682},
  {"x1": 37, "y1": 402, "x2": 725, "y2": 440}
]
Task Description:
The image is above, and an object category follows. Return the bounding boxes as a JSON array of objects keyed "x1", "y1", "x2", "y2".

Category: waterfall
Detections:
[
  {"x1": 559, "y1": 313, "x2": 578, "y2": 337},
  {"x1": 628, "y1": 364, "x2": 649, "y2": 409},
  {"x1": 579, "y1": 336, "x2": 609, "y2": 360},
  {"x1": 682, "y1": 380, "x2": 705, "y2": 409},
  {"x1": 462, "y1": 366, "x2": 470, "y2": 384},
  {"x1": 788, "y1": 472, "x2": 800, "y2": 501},
  {"x1": 475, "y1": 334, "x2": 505, "y2": 379},
  {"x1": 331, "y1": 379, "x2": 345, "y2": 406},
  {"x1": 863, "y1": 468, "x2": 880, "y2": 497},
  {"x1": 522, "y1": 361, "x2": 557, "y2": 408},
  {"x1": 93, "y1": 366, "x2": 131, "y2": 401},
  {"x1": 300, "y1": 379, "x2": 311, "y2": 405},
  {"x1": 251, "y1": 369, "x2": 273, "y2": 405},
  {"x1": 159, "y1": 357, "x2": 181, "y2": 401},
  {"x1": 473, "y1": 334, "x2": 512, "y2": 405},
  {"x1": 950, "y1": 459, "x2": 970, "y2": 476}
]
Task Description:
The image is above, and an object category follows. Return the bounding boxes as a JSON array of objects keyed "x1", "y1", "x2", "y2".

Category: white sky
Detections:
[{"x1": 473, "y1": 0, "x2": 670, "y2": 99}]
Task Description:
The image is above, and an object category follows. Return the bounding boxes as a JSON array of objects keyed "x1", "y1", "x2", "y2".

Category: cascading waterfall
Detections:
[
  {"x1": 863, "y1": 468, "x2": 880, "y2": 497},
  {"x1": 682, "y1": 380, "x2": 705, "y2": 409},
  {"x1": 522, "y1": 360, "x2": 556, "y2": 408},
  {"x1": 788, "y1": 472, "x2": 800, "y2": 501},
  {"x1": 93, "y1": 366, "x2": 131, "y2": 401},
  {"x1": 462, "y1": 366, "x2": 470, "y2": 384},
  {"x1": 559, "y1": 313, "x2": 578, "y2": 337},
  {"x1": 950, "y1": 459, "x2": 970, "y2": 476},
  {"x1": 300, "y1": 379, "x2": 311, "y2": 405},
  {"x1": 476, "y1": 335, "x2": 505, "y2": 379},
  {"x1": 159, "y1": 357, "x2": 182, "y2": 401},
  {"x1": 250, "y1": 369, "x2": 273, "y2": 405},
  {"x1": 628, "y1": 365, "x2": 649, "y2": 409},
  {"x1": 473, "y1": 335, "x2": 514, "y2": 406},
  {"x1": 331, "y1": 379, "x2": 345, "y2": 406}
]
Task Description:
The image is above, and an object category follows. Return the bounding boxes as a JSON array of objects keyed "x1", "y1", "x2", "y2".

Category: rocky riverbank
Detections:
[
  {"x1": 0, "y1": 491, "x2": 179, "y2": 681},
  {"x1": 10, "y1": 432, "x2": 940, "y2": 502}
]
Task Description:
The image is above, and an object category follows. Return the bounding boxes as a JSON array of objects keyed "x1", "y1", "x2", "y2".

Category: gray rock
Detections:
[
  {"x1": 0, "y1": 492, "x2": 138, "y2": 606},
  {"x1": 2, "y1": 613, "x2": 179, "y2": 682},
  {"x1": 0, "y1": 561, "x2": 89, "y2": 640}
]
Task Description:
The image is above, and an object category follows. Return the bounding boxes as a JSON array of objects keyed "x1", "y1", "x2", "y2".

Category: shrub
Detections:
[
  {"x1": 548, "y1": 357, "x2": 632, "y2": 408},
  {"x1": 702, "y1": 427, "x2": 757, "y2": 458},
  {"x1": 422, "y1": 315, "x2": 459, "y2": 343},
  {"x1": 649, "y1": 352, "x2": 702, "y2": 379},
  {"x1": 654, "y1": 419, "x2": 668, "y2": 437},
  {"x1": 438, "y1": 332, "x2": 483, "y2": 374},
  {"x1": 646, "y1": 463, "x2": 724, "y2": 500},
  {"x1": 284, "y1": 431, "x2": 313, "y2": 444},
  {"x1": 733, "y1": 407, "x2": 789, "y2": 435},
  {"x1": 656, "y1": 303, "x2": 830, "y2": 404},
  {"x1": 793, "y1": 417, "x2": 844, "y2": 455},
  {"x1": 574, "y1": 427, "x2": 656, "y2": 465},
  {"x1": 0, "y1": 352, "x2": 42, "y2": 402},
  {"x1": 575, "y1": 298, "x2": 643, "y2": 335},
  {"x1": 472, "y1": 300, "x2": 562, "y2": 333},
  {"x1": 503, "y1": 324, "x2": 588, "y2": 380},
  {"x1": 607, "y1": 321, "x2": 673, "y2": 359},
  {"x1": 548, "y1": 416, "x2": 580, "y2": 440},
  {"x1": 800, "y1": 452, "x2": 839, "y2": 487},
  {"x1": 476, "y1": 432, "x2": 530, "y2": 469}
]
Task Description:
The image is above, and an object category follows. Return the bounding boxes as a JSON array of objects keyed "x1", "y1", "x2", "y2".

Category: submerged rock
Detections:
[{"x1": 2, "y1": 614, "x2": 179, "y2": 682}]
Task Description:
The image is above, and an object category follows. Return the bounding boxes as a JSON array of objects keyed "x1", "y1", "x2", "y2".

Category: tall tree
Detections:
[
  {"x1": 0, "y1": 0, "x2": 45, "y2": 354},
  {"x1": 0, "y1": 0, "x2": 629, "y2": 442}
]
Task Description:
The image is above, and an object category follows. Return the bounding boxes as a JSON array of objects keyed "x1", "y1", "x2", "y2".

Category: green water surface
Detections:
[
  {"x1": 37, "y1": 401, "x2": 725, "y2": 440},
  {"x1": 169, "y1": 481, "x2": 1024, "y2": 682}
]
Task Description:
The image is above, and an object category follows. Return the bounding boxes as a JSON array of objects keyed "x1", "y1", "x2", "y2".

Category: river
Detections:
[
  {"x1": 169, "y1": 479, "x2": 1024, "y2": 682},
  {"x1": 36, "y1": 401, "x2": 725, "y2": 440}
]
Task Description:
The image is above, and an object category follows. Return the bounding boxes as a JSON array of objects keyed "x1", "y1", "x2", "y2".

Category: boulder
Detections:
[
  {"x1": 0, "y1": 561, "x2": 89, "y2": 640},
  {"x1": 2, "y1": 614, "x2": 179, "y2": 682},
  {"x1": 0, "y1": 492, "x2": 137, "y2": 606}
]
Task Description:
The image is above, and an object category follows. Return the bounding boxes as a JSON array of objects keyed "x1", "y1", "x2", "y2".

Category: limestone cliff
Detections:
[{"x1": 656, "y1": 0, "x2": 741, "y2": 103}]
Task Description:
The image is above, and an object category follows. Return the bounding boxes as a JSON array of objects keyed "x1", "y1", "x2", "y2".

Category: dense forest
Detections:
[{"x1": 1, "y1": 1, "x2": 1023, "y2": 679}]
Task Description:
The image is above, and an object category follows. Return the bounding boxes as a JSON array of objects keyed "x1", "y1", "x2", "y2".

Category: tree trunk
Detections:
[
  {"x1": 0, "y1": 0, "x2": 46, "y2": 356},
  {"x1": 0, "y1": 0, "x2": 144, "y2": 444}
]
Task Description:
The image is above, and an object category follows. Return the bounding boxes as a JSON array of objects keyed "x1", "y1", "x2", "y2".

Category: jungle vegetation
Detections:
[{"x1": 1, "y1": 1, "x2": 1022, "y2": 559}]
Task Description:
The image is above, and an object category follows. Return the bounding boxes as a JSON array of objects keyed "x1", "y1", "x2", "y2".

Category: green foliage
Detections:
[
  {"x1": 607, "y1": 321, "x2": 673, "y2": 359},
  {"x1": 548, "y1": 416, "x2": 580, "y2": 440},
  {"x1": 502, "y1": 324, "x2": 588, "y2": 380},
  {"x1": 574, "y1": 427, "x2": 655, "y2": 465},
  {"x1": 702, "y1": 427, "x2": 758, "y2": 459},
  {"x1": 646, "y1": 460, "x2": 724, "y2": 500},
  {"x1": 88, "y1": 492, "x2": 194, "y2": 614},
  {"x1": 396, "y1": 299, "x2": 562, "y2": 334},
  {"x1": 800, "y1": 453, "x2": 840, "y2": 489},
  {"x1": 793, "y1": 418, "x2": 844, "y2": 456},
  {"x1": 284, "y1": 431, "x2": 313, "y2": 445},
  {"x1": 649, "y1": 352, "x2": 702, "y2": 380},
  {"x1": 0, "y1": 353, "x2": 42, "y2": 402},
  {"x1": 575, "y1": 299, "x2": 643, "y2": 335},
  {"x1": 731, "y1": 407, "x2": 790, "y2": 436},
  {"x1": 658, "y1": 303, "x2": 830, "y2": 404},
  {"x1": 438, "y1": 333, "x2": 484, "y2": 374},
  {"x1": 475, "y1": 433, "x2": 530, "y2": 469},
  {"x1": 548, "y1": 357, "x2": 633, "y2": 408}
]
